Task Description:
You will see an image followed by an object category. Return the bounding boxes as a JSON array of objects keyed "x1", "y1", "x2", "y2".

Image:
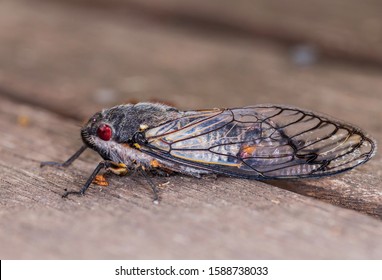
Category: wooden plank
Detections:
[
  {"x1": 0, "y1": 0, "x2": 382, "y2": 124},
  {"x1": 67, "y1": 0, "x2": 382, "y2": 66},
  {"x1": 0, "y1": 0, "x2": 381, "y2": 260},
  {"x1": 1, "y1": 94, "x2": 382, "y2": 259},
  {"x1": 0, "y1": 0, "x2": 381, "y2": 218}
]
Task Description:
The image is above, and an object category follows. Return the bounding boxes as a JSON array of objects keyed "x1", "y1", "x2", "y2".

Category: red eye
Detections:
[{"x1": 97, "y1": 124, "x2": 112, "y2": 141}]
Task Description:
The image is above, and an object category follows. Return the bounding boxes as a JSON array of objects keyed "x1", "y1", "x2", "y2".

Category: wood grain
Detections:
[
  {"x1": 45, "y1": 0, "x2": 382, "y2": 66},
  {"x1": 0, "y1": 0, "x2": 381, "y2": 259},
  {"x1": 1, "y1": 95, "x2": 382, "y2": 259},
  {"x1": 0, "y1": 0, "x2": 381, "y2": 125}
]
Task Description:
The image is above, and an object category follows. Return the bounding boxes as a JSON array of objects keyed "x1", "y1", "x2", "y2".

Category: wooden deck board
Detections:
[
  {"x1": 0, "y1": 0, "x2": 381, "y2": 259},
  {"x1": 86, "y1": 0, "x2": 382, "y2": 65},
  {"x1": 0, "y1": 0, "x2": 381, "y2": 125},
  {"x1": 1, "y1": 95, "x2": 382, "y2": 259}
]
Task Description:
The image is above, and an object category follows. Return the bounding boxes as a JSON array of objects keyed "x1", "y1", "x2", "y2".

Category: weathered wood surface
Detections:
[
  {"x1": 1, "y1": 95, "x2": 382, "y2": 259},
  {"x1": 62, "y1": 0, "x2": 382, "y2": 66},
  {"x1": 0, "y1": 0, "x2": 382, "y2": 259},
  {"x1": 1, "y1": 0, "x2": 382, "y2": 122}
]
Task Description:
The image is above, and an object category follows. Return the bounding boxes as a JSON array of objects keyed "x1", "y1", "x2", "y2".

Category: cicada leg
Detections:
[
  {"x1": 138, "y1": 168, "x2": 159, "y2": 204},
  {"x1": 62, "y1": 160, "x2": 124, "y2": 198},
  {"x1": 40, "y1": 145, "x2": 88, "y2": 168},
  {"x1": 107, "y1": 161, "x2": 160, "y2": 203},
  {"x1": 63, "y1": 161, "x2": 160, "y2": 203}
]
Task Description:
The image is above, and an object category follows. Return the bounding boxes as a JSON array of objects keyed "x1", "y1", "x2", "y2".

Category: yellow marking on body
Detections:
[
  {"x1": 108, "y1": 162, "x2": 128, "y2": 176},
  {"x1": 139, "y1": 124, "x2": 149, "y2": 131},
  {"x1": 133, "y1": 143, "x2": 141, "y2": 149}
]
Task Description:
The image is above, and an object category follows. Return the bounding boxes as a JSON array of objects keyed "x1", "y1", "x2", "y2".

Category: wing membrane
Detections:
[{"x1": 142, "y1": 105, "x2": 376, "y2": 179}]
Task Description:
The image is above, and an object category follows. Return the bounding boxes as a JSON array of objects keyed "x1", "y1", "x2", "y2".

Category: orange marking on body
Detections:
[
  {"x1": 150, "y1": 159, "x2": 161, "y2": 168},
  {"x1": 240, "y1": 144, "x2": 257, "y2": 158},
  {"x1": 93, "y1": 174, "x2": 109, "y2": 186},
  {"x1": 242, "y1": 145, "x2": 256, "y2": 154},
  {"x1": 108, "y1": 162, "x2": 128, "y2": 176}
]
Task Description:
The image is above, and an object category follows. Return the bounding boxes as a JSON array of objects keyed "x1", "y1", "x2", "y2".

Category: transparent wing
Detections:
[{"x1": 142, "y1": 105, "x2": 376, "y2": 179}]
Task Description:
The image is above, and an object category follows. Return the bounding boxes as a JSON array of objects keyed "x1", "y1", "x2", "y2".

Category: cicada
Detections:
[{"x1": 41, "y1": 103, "x2": 376, "y2": 201}]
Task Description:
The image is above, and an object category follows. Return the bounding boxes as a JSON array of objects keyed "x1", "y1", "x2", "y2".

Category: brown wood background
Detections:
[{"x1": 0, "y1": 0, "x2": 381, "y2": 259}]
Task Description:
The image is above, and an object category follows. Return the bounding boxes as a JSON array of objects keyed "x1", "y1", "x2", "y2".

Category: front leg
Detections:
[
  {"x1": 102, "y1": 162, "x2": 161, "y2": 203},
  {"x1": 41, "y1": 145, "x2": 87, "y2": 168},
  {"x1": 62, "y1": 161, "x2": 160, "y2": 203},
  {"x1": 63, "y1": 161, "x2": 126, "y2": 198}
]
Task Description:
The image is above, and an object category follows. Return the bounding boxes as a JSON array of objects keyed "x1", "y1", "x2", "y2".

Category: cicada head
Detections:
[{"x1": 81, "y1": 103, "x2": 181, "y2": 161}]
